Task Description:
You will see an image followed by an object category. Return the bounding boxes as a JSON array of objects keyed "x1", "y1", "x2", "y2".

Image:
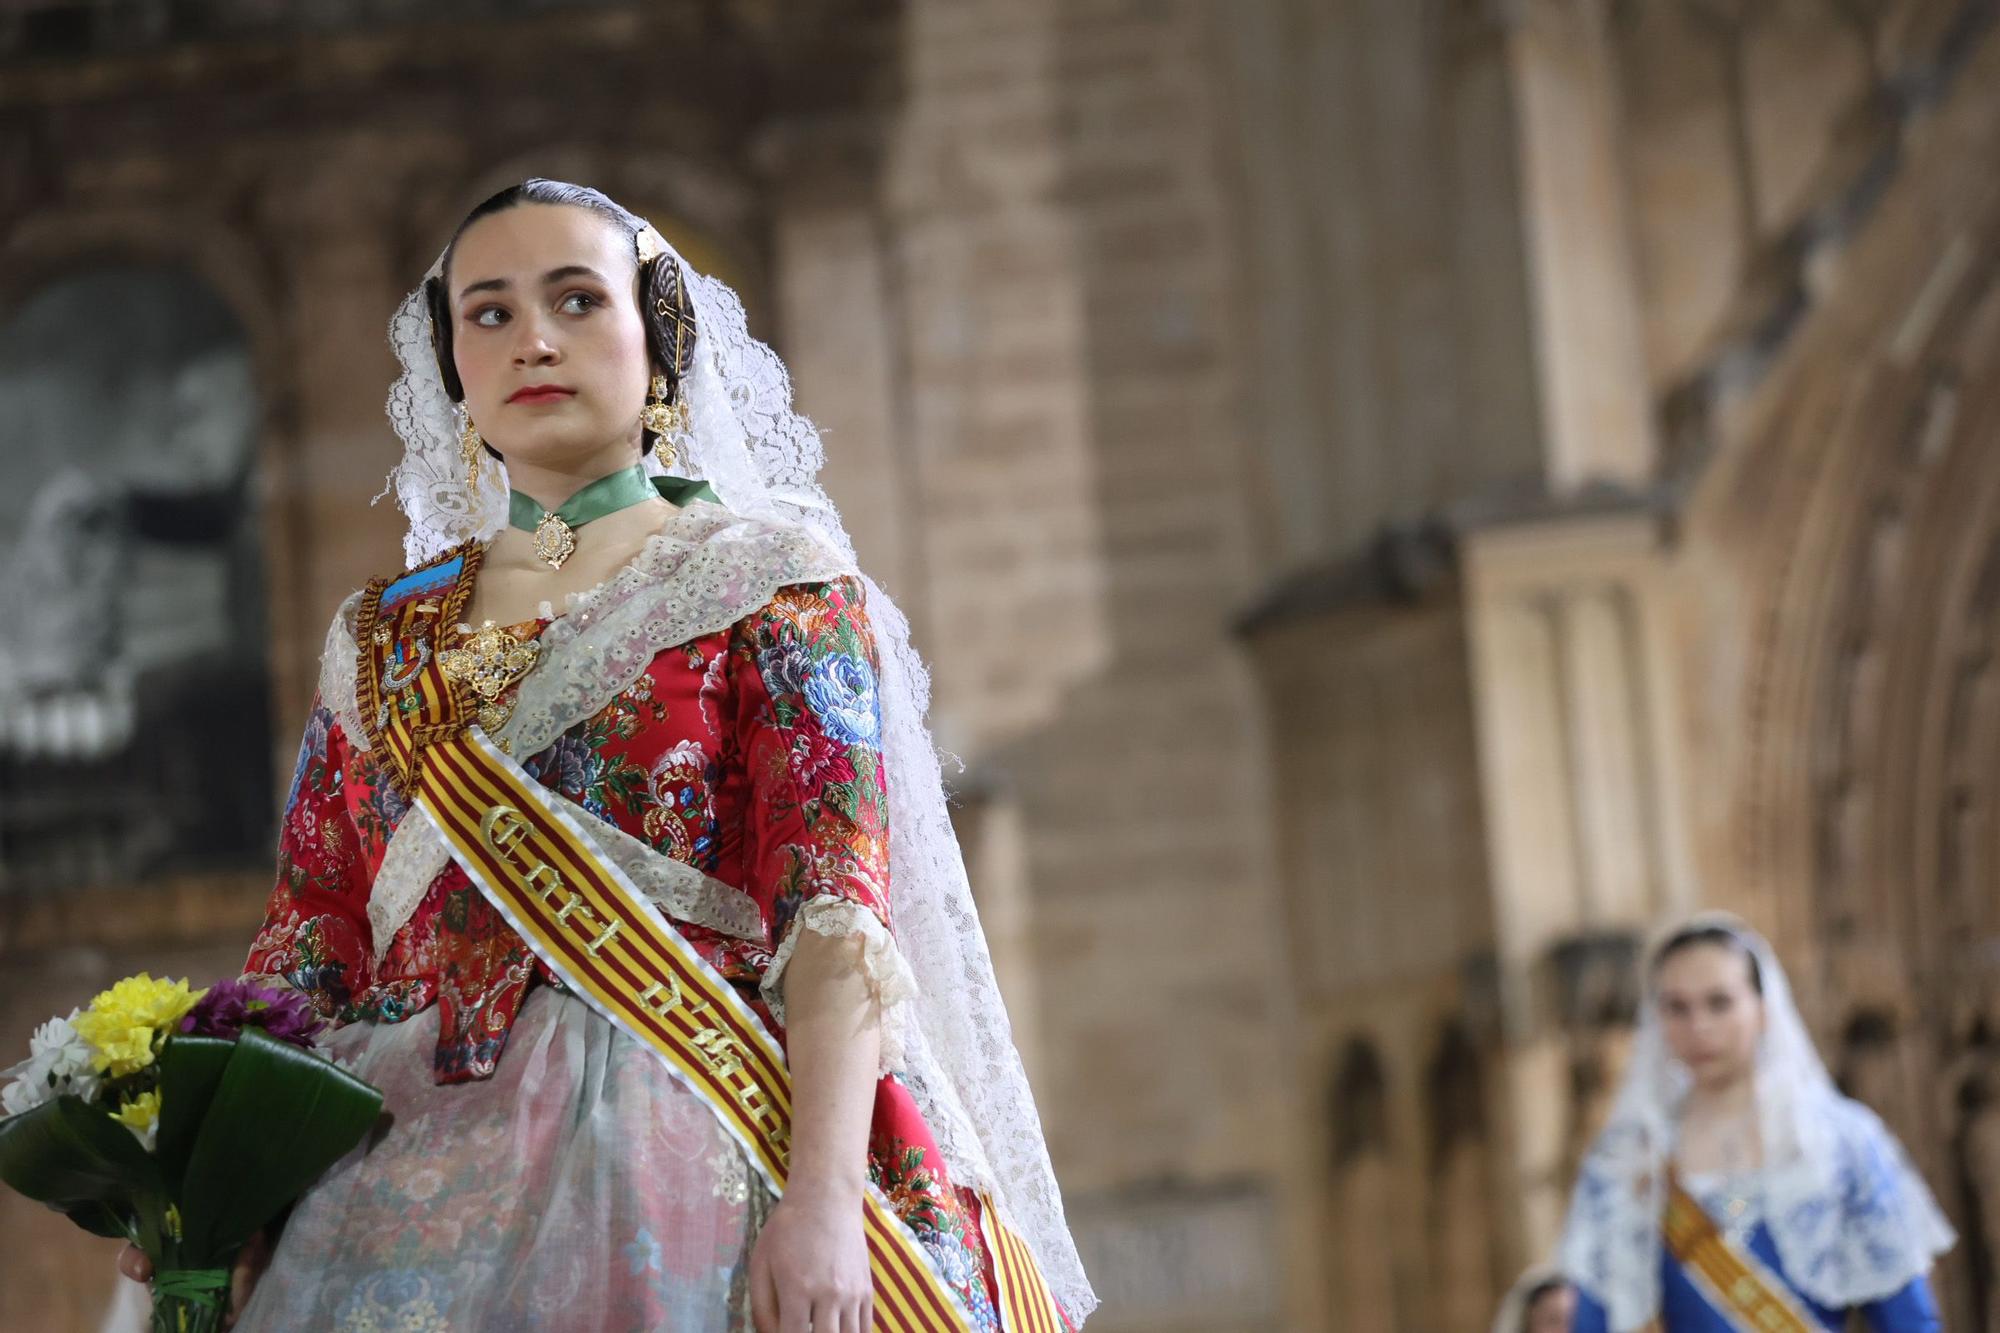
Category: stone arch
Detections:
[
  {"x1": 1328, "y1": 1037, "x2": 1398, "y2": 1333},
  {"x1": 1955, "y1": 1053, "x2": 2000, "y2": 1332},
  {"x1": 1721, "y1": 232, "x2": 2000, "y2": 1116},
  {"x1": 1681, "y1": 29, "x2": 2000, "y2": 1320},
  {"x1": 1332, "y1": 1038, "x2": 1391, "y2": 1163},
  {"x1": 0, "y1": 208, "x2": 285, "y2": 382},
  {"x1": 0, "y1": 199, "x2": 325, "y2": 712},
  {"x1": 1838, "y1": 1005, "x2": 1928, "y2": 1151},
  {"x1": 1837, "y1": 1007, "x2": 1902, "y2": 1095},
  {"x1": 1424, "y1": 1022, "x2": 1498, "y2": 1330},
  {"x1": 0, "y1": 262, "x2": 274, "y2": 888}
]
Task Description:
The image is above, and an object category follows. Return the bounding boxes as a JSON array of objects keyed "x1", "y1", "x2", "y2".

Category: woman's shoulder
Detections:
[
  {"x1": 1824, "y1": 1091, "x2": 1897, "y2": 1147},
  {"x1": 735, "y1": 574, "x2": 874, "y2": 646},
  {"x1": 1820, "y1": 1092, "x2": 1922, "y2": 1203},
  {"x1": 764, "y1": 573, "x2": 868, "y2": 613}
]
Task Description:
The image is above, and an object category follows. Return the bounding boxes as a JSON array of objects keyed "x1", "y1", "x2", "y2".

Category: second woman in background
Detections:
[{"x1": 1557, "y1": 914, "x2": 1952, "y2": 1333}]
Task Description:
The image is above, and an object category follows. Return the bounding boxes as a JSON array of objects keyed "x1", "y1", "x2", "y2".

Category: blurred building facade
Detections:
[{"x1": 3, "y1": 1, "x2": 2000, "y2": 1330}]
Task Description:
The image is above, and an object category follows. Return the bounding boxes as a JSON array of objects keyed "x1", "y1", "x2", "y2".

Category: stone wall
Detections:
[{"x1": 6, "y1": 1, "x2": 2000, "y2": 1330}]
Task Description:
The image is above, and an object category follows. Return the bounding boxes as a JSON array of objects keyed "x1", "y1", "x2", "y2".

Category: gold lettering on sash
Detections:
[
  {"x1": 691, "y1": 1027, "x2": 745, "y2": 1079},
  {"x1": 523, "y1": 863, "x2": 565, "y2": 903},
  {"x1": 638, "y1": 975, "x2": 710, "y2": 1020},
  {"x1": 468, "y1": 781, "x2": 779, "y2": 1148},
  {"x1": 585, "y1": 917, "x2": 623, "y2": 956},
  {"x1": 480, "y1": 806, "x2": 530, "y2": 856},
  {"x1": 440, "y1": 743, "x2": 822, "y2": 1233},
  {"x1": 735, "y1": 1083, "x2": 789, "y2": 1149}
]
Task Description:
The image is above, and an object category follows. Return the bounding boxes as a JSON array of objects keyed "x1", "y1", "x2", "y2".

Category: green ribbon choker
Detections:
[{"x1": 507, "y1": 466, "x2": 716, "y2": 569}]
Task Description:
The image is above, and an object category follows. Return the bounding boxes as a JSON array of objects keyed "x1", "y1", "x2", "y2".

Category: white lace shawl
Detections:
[
  {"x1": 339, "y1": 213, "x2": 1094, "y2": 1322},
  {"x1": 1555, "y1": 915, "x2": 1953, "y2": 1330}
]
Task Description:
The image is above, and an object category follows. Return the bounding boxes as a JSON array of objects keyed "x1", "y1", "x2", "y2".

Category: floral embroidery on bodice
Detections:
[{"x1": 243, "y1": 572, "x2": 1010, "y2": 1328}]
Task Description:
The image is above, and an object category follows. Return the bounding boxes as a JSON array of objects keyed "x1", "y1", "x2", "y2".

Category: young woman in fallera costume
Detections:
[
  {"x1": 120, "y1": 179, "x2": 1093, "y2": 1333},
  {"x1": 1558, "y1": 914, "x2": 1950, "y2": 1333}
]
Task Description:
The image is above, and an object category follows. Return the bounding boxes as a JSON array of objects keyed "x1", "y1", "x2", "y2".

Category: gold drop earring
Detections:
[
  {"x1": 457, "y1": 405, "x2": 486, "y2": 489},
  {"x1": 639, "y1": 374, "x2": 683, "y2": 468}
]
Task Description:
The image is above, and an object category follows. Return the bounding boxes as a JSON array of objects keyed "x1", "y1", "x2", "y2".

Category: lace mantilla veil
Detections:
[
  {"x1": 375, "y1": 215, "x2": 1095, "y2": 1323},
  {"x1": 1556, "y1": 913, "x2": 1952, "y2": 1331}
]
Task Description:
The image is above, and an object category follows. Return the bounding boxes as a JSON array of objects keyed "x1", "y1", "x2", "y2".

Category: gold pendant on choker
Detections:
[
  {"x1": 438, "y1": 620, "x2": 543, "y2": 733},
  {"x1": 533, "y1": 513, "x2": 578, "y2": 570}
]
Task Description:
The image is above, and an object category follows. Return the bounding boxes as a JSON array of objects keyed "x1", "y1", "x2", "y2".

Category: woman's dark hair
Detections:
[
  {"x1": 1520, "y1": 1277, "x2": 1570, "y2": 1330},
  {"x1": 1652, "y1": 923, "x2": 1763, "y2": 995},
  {"x1": 423, "y1": 178, "x2": 698, "y2": 455}
]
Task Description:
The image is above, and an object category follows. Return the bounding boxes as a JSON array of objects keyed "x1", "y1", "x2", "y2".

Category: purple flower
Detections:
[
  {"x1": 758, "y1": 641, "x2": 817, "y2": 703},
  {"x1": 180, "y1": 978, "x2": 325, "y2": 1049},
  {"x1": 543, "y1": 734, "x2": 596, "y2": 800}
]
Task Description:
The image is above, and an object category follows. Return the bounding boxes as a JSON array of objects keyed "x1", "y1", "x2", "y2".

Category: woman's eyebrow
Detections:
[{"x1": 456, "y1": 265, "x2": 609, "y2": 302}]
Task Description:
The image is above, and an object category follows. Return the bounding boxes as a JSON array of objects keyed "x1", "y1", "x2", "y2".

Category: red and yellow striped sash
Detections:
[
  {"x1": 1662, "y1": 1173, "x2": 1815, "y2": 1333},
  {"x1": 416, "y1": 724, "x2": 1067, "y2": 1332},
  {"x1": 987, "y1": 1199, "x2": 1068, "y2": 1333}
]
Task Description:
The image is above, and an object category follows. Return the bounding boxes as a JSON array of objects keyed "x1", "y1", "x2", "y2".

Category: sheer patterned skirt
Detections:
[{"x1": 235, "y1": 985, "x2": 772, "y2": 1332}]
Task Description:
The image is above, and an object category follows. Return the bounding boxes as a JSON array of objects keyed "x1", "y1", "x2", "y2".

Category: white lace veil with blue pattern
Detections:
[{"x1": 1556, "y1": 913, "x2": 1952, "y2": 1330}]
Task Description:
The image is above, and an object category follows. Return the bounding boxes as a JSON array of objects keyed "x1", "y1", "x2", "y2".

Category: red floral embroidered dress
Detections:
[{"x1": 235, "y1": 555, "x2": 1012, "y2": 1332}]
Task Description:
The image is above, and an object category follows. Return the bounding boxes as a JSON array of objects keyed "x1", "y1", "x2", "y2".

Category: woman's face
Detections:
[
  {"x1": 446, "y1": 203, "x2": 652, "y2": 473},
  {"x1": 1524, "y1": 1284, "x2": 1575, "y2": 1333},
  {"x1": 1655, "y1": 941, "x2": 1765, "y2": 1089}
]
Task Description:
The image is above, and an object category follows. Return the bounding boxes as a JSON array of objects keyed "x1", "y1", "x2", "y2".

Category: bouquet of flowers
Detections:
[{"x1": 0, "y1": 973, "x2": 383, "y2": 1332}]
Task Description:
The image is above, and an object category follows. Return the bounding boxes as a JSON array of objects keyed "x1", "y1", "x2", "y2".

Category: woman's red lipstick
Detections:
[{"x1": 508, "y1": 385, "x2": 575, "y2": 404}]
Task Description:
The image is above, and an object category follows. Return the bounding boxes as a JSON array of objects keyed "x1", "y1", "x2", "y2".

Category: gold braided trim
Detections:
[{"x1": 354, "y1": 541, "x2": 485, "y2": 793}]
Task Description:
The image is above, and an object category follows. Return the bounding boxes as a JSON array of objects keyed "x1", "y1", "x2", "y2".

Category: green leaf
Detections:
[
  {"x1": 64, "y1": 1199, "x2": 133, "y2": 1240},
  {"x1": 0, "y1": 1095, "x2": 164, "y2": 1238},
  {"x1": 155, "y1": 1036, "x2": 235, "y2": 1183},
  {"x1": 177, "y1": 1029, "x2": 382, "y2": 1263}
]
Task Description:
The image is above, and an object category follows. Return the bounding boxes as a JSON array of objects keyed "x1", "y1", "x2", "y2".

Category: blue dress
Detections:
[{"x1": 1570, "y1": 1169, "x2": 1941, "y2": 1332}]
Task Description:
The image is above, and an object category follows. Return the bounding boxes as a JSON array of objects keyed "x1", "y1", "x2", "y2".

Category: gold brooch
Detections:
[
  {"x1": 438, "y1": 621, "x2": 543, "y2": 733},
  {"x1": 533, "y1": 513, "x2": 578, "y2": 569}
]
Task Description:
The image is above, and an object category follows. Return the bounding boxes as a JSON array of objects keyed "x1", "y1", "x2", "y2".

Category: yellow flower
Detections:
[
  {"x1": 112, "y1": 1089, "x2": 161, "y2": 1148},
  {"x1": 73, "y1": 974, "x2": 205, "y2": 1078}
]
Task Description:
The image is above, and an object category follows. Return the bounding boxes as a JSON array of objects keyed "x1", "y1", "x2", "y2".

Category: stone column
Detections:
[
  {"x1": 763, "y1": 121, "x2": 920, "y2": 603},
  {"x1": 881, "y1": 0, "x2": 1106, "y2": 753},
  {"x1": 1462, "y1": 511, "x2": 1697, "y2": 1250},
  {"x1": 1502, "y1": 0, "x2": 1659, "y2": 490}
]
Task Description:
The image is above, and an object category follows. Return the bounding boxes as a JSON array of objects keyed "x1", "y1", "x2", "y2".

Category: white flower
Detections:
[
  {"x1": 1, "y1": 1009, "x2": 102, "y2": 1116},
  {"x1": 0, "y1": 1073, "x2": 45, "y2": 1117}
]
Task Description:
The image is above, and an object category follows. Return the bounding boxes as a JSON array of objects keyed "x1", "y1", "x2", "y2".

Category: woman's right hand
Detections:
[{"x1": 116, "y1": 1229, "x2": 271, "y2": 1329}]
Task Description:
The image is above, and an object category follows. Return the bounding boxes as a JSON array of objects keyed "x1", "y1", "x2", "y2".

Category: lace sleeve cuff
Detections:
[
  {"x1": 761, "y1": 895, "x2": 919, "y2": 1075},
  {"x1": 318, "y1": 590, "x2": 370, "y2": 751}
]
